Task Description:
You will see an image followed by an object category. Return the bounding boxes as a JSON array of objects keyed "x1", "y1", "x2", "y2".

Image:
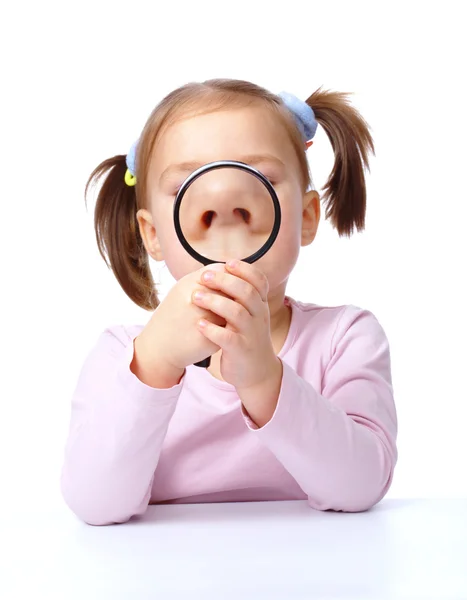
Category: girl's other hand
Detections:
[{"x1": 133, "y1": 263, "x2": 231, "y2": 379}]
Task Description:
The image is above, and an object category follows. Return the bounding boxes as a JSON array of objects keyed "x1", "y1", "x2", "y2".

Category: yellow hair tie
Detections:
[{"x1": 124, "y1": 168, "x2": 137, "y2": 186}]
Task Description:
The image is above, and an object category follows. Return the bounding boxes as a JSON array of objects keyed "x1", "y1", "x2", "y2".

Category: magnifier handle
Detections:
[{"x1": 194, "y1": 356, "x2": 211, "y2": 368}]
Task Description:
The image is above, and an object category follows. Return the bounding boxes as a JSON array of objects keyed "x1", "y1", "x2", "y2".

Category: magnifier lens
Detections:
[{"x1": 177, "y1": 166, "x2": 275, "y2": 264}]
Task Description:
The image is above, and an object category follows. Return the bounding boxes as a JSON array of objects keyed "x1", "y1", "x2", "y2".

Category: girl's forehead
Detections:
[{"x1": 152, "y1": 105, "x2": 292, "y2": 167}]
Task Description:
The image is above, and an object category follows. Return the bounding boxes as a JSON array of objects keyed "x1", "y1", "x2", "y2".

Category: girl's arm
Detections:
[
  {"x1": 240, "y1": 305, "x2": 398, "y2": 512},
  {"x1": 60, "y1": 327, "x2": 184, "y2": 525}
]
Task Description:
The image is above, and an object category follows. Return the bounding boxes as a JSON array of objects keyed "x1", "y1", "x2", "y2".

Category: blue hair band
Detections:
[
  {"x1": 278, "y1": 92, "x2": 318, "y2": 142},
  {"x1": 126, "y1": 139, "x2": 138, "y2": 176}
]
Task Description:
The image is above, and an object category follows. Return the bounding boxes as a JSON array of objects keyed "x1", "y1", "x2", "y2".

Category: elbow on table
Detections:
[
  {"x1": 307, "y1": 476, "x2": 393, "y2": 513},
  {"x1": 73, "y1": 508, "x2": 130, "y2": 526},
  {"x1": 60, "y1": 473, "x2": 148, "y2": 526},
  {"x1": 340, "y1": 477, "x2": 394, "y2": 513},
  {"x1": 308, "y1": 456, "x2": 396, "y2": 513},
  {"x1": 336, "y1": 427, "x2": 397, "y2": 512}
]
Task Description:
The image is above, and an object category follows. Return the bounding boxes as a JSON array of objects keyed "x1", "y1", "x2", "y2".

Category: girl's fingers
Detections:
[
  {"x1": 225, "y1": 260, "x2": 269, "y2": 303},
  {"x1": 198, "y1": 261, "x2": 268, "y2": 317},
  {"x1": 192, "y1": 292, "x2": 248, "y2": 332}
]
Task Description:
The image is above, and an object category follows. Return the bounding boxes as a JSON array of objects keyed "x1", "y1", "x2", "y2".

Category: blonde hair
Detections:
[{"x1": 85, "y1": 79, "x2": 375, "y2": 310}]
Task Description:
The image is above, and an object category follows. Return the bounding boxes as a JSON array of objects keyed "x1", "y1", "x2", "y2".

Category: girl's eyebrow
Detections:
[{"x1": 159, "y1": 154, "x2": 285, "y2": 183}]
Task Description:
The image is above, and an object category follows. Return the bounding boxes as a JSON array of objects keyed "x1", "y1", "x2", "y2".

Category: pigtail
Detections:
[
  {"x1": 84, "y1": 156, "x2": 158, "y2": 311},
  {"x1": 307, "y1": 87, "x2": 375, "y2": 237}
]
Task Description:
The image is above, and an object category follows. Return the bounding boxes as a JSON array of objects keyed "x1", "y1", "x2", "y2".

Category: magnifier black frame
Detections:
[
  {"x1": 174, "y1": 160, "x2": 281, "y2": 266},
  {"x1": 173, "y1": 159, "x2": 282, "y2": 369}
]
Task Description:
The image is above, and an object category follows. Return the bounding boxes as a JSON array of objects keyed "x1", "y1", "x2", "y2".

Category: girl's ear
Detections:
[
  {"x1": 136, "y1": 209, "x2": 163, "y2": 262},
  {"x1": 301, "y1": 190, "x2": 321, "y2": 247}
]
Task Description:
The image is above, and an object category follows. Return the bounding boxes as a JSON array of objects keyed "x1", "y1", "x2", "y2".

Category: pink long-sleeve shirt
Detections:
[{"x1": 61, "y1": 296, "x2": 398, "y2": 525}]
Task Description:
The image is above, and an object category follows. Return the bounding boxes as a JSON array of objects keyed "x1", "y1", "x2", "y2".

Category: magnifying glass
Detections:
[{"x1": 174, "y1": 160, "x2": 281, "y2": 369}]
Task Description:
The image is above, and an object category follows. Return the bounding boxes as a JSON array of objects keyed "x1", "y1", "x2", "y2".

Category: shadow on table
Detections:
[{"x1": 127, "y1": 497, "x2": 415, "y2": 526}]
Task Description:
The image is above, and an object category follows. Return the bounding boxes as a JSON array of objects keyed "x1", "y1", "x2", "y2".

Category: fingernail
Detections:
[
  {"x1": 227, "y1": 259, "x2": 239, "y2": 268},
  {"x1": 202, "y1": 271, "x2": 214, "y2": 281}
]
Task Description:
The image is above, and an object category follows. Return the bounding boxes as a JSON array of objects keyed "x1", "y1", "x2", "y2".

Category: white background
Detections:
[{"x1": 0, "y1": 0, "x2": 466, "y2": 517}]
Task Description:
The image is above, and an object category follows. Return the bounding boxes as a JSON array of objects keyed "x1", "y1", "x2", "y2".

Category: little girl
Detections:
[{"x1": 61, "y1": 79, "x2": 398, "y2": 526}]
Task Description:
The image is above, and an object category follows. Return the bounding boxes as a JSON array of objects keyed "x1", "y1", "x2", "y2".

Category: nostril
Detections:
[
  {"x1": 236, "y1": 208, "x2": 251, "y2": 224},
  {"x1": 202, "y1": 211, "x2": 214, "y2": 227}
]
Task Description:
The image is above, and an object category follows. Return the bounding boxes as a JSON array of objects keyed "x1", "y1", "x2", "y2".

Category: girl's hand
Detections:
[
  {"x1": 133, "y1": 264, "x2": 231, "y2": 380},
  {"x1": 191, "y1": 259, "x2": 279, "y2": 391}
]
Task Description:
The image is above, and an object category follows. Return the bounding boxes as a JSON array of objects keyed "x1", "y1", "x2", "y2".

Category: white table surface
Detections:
[{"x1": 1, "y1": 499, "x2": 466, "y2": 600}]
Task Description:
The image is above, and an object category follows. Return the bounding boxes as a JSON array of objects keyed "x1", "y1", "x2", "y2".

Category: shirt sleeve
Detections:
[
  {"x1": 241, "y1": 305, "x2": 398, "y2": 512},
  {"x1": 60, "y1": 328, "x2": 184, "y2": 526}
]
